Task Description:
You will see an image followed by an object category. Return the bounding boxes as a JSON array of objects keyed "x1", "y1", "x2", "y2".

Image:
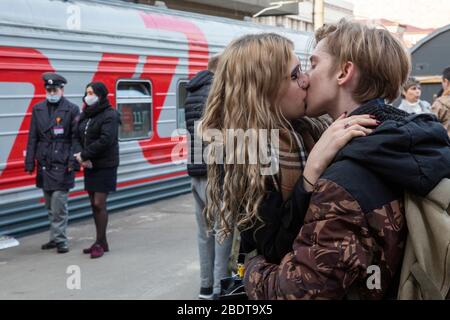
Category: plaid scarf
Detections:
[{"x1": 273, "y1": 116, "x2": 331, "y2": 201}]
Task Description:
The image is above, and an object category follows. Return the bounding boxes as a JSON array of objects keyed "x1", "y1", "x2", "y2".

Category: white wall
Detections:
[{"x1": 254, "y1": 0, "x2": 354, "y2": 32}]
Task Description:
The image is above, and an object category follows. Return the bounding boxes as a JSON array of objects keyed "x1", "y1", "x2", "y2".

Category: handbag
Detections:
[{"x1": 217, "y1": 275, "x2": 248, "y2": 300}]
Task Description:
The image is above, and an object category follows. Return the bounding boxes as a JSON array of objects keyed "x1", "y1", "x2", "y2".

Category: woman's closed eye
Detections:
[{"x1": 290, "y1": 64, "x2": 301, "y2": 80}]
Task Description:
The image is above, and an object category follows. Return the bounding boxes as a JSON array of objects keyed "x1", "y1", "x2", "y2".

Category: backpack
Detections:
[{"x1": 397, "y1": 178, "x2": 450, "y2": 300}]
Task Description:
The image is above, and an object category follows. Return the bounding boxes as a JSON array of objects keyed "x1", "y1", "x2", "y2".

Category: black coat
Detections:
[
  {"x1": 184, "y1": 70, "x2": 213, "y2": 177},
  {"x1": 25, "y1": 97, "x2": 81, "y2": 191},
  {"x1": 239, "y1": 176, "x2": 312, "y2": 264},
  {"x1": 333, "y1": 100, "x2": 450, "y2": 197},
  {"x1": 77, "y1": 102, "x2": 120, "y2": 169}
]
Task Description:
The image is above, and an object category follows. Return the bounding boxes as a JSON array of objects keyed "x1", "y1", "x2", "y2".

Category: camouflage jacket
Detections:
[{"x1": 244, "y1": 174, "x2": 406, "y2": 300}]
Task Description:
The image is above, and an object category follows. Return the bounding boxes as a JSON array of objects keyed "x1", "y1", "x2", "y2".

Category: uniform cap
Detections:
[{"x1": 42, "y1": 72, "x2": 67, "y2": 89}]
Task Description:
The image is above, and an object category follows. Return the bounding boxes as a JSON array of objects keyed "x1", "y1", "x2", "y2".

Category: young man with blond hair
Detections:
[{"x1": 244, "y1": 19, "x2": 450, "y2": 300}]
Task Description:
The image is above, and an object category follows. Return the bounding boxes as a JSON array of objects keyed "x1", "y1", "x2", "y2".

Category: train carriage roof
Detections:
[{"x1": 0, "y1": 0, "x2": 312, "y2": 53}]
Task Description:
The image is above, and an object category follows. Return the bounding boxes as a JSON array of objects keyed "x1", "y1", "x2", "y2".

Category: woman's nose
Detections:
[{"x1": 299, "y1": 73, "x2": 310, "y2": 90}]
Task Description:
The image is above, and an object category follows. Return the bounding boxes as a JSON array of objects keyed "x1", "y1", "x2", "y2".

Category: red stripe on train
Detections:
[
  {"x1": 0, "y1": 47, "x2": 55, "y2": 190},
  {"x1": 140, "y1": 12, "x2": 209, "y2": 77}
]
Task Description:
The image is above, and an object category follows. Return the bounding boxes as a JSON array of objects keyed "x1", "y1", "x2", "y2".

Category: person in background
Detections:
[
  {"x1": 25, "y1": 72, "x2": 81, "y2": 254},
  {"x1": 431, "y1": 66, "x2": 450, "y2": 136},
  {"x1": 184, "y1": 55, "x2": 233, "y2": 299},
  {"x1": 398, "y1": 77, "x2": 431, "y2": 114},
  {"x1": 75, "y1": 82, "x2": 120, "y2": 259},
  {"x1": 433, "y1": 88, "x2": 443, "y2": 102}
]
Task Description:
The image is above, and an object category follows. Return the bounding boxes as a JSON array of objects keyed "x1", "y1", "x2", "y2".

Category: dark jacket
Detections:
[
  {"x1": 238, "y1": 118, "x2": 331, "y2": 264},
  {"x1": 245, "y1": 99, "x2": 450, "y2": 300},
  {"x1": 25, "y1": 97, "x2": 81, "y2": 191},
  {"x1": 240, "y1": 181, "x2": 311, "y2": 264},
  {"x1": 184, "y1": 70, "x2": 213, "y2": 177},
  {"x1": 77, "y1": 101, "x2": 120, "y2": 169}
]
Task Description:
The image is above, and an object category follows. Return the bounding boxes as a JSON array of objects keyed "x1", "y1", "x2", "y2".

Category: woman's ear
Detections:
[{"x1": 337, "y1": 61, "x2": 356, "y2": 86}]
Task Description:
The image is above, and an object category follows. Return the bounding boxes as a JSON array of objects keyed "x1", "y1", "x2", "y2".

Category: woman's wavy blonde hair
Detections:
[{"x1": 200, "y1": 33, "x2": 296, "y2": 241}]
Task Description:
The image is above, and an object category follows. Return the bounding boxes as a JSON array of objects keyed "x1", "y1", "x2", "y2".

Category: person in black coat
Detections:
[
  {"x1": 185, "y1": 55, "x2": 233, "y2": 299},
  {"x1": 75, "y1": 82, "x2": 120, "y2": 259},
  {"x1": 25, "y1": 72, "x2": 81, "y2": 254}
]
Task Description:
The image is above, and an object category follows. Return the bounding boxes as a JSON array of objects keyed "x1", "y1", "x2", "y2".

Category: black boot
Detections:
[
  {"x1": 57, "y1": 243, "x2": 69, "y2": 254},
  {"x1": 41, "y1": 241, "x2": 57, "y2": 250}
]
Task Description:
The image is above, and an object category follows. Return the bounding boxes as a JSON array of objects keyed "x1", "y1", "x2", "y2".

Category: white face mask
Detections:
[
  {"x1": 84, "y1": 95, "x2": 99, "y2": 106},
  {"x1": 46, "y1": 94, "x2": 62, "y2": 104}
]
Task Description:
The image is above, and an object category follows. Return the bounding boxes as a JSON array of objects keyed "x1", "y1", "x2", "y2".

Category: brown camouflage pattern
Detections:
[{"x1": 244, "y1": 179, "x2": 406, "y2": 300}]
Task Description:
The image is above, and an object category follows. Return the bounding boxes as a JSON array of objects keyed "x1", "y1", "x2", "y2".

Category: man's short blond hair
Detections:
[{"x1": 315, "y1": 19, "x2": 411, "y2": 103}]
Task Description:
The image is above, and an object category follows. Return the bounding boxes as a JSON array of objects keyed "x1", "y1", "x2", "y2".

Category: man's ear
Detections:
[{"x1": 337, "y1": 61, "x2": 356, "y2": 86}]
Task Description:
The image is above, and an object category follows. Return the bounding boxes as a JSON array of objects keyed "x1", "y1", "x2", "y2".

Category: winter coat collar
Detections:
[
  {"x1": 336, "y1": 98, "x2": 450, "y2": 196},
  {"x1": 80, "y1": 99, "x2": 112, "y2": 120}
]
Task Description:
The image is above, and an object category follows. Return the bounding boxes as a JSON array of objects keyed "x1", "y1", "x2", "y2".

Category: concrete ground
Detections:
[{"x1": 0, "y1": 193, "x2": 202, "y2": 300}]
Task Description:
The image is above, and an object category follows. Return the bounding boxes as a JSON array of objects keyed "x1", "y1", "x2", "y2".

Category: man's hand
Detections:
[
  {"x1": 74, "y1": 152, "x2": 83, "y2": 163},
  {"x1": 82, "y1": 160, "x2": 93, "y2": 169}
]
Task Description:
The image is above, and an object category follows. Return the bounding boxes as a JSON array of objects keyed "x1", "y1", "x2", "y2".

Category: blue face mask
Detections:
[{"x1": 47, "y1": 94, "x2": 62, "y2": 104}]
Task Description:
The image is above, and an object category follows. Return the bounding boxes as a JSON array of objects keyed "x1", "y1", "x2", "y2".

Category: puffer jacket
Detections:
[
  {"x1": 184, "y1": 70, "x2": 213, "y2": 177},
  {"x1": 244, "y1": 99, "x2": 450, "y2": 300}
]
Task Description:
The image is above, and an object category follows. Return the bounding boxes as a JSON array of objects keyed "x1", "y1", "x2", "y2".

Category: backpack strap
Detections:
[{"x1": 410, "y1": 262, "x2": 444, "y2": 300}]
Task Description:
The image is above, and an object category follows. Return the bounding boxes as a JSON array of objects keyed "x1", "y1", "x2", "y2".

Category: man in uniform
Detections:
[{"x1": 25, "y1": 72, "x2": 81, "y2": 253}]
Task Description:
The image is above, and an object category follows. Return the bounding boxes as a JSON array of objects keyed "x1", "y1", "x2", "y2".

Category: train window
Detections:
[
  {"x1": 116, "y1": 80, "x2": 152, "y2": 141},
  {"x1": 177, "y1": 80, "x2": 189, "y2": 130}
]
